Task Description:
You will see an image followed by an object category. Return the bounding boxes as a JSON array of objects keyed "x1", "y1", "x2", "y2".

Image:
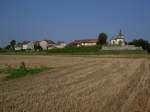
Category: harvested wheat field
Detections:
[{"x1": 0, "y1": 55, "x2": 150, "y2": 112}]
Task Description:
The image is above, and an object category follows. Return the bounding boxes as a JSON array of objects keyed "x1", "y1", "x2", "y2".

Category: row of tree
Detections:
[
  {"x1": 96, "y1": 32, "x2": 150, "y2": 53},
  {"x1": 128, "y1": 39, "x2": 150, "y2": 52}
]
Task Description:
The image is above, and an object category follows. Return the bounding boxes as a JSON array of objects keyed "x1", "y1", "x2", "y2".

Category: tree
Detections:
[
  {"x1": 5, "y1": 45, "x2": 11, "y2": 50},
  {"x1": 128, "y1": 38, "x2": 149, "y2": 50},
  {"x1": 96, "y1": 32, "x2": 108, "y2": 45},
  {"x1": 34, "y1": 45, "x2": 43, "y2": 51},
  {"x1": 146, "y1": 44, "x2": 150, "y2": 53},
  {"x1": 10, "y1": 40, "x2": 16, "y2": 50}
]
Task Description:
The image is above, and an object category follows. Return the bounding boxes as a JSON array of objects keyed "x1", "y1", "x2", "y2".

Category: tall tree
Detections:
[
  {"x1": 96, "y1": 32, "x2": 108, "y2": 45},
  {"x1": 10, "y1": 40, "x2": 16, "y2": 50}
]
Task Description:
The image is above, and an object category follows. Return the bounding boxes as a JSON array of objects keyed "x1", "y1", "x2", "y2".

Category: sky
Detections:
[{"x1": 0, "y1": 0, "x2": 150, "y2": 47}]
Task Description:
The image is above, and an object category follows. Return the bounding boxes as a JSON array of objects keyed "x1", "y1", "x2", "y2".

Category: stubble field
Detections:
[{"x1": 0, "y1": 55, "x2": 150, "y2": 112}]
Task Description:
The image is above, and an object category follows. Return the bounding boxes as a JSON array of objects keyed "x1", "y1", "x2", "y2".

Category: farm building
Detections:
[
  {"x1": 15, "y1": 41, "x2": 34, "y2": 50},
  {"x1": 15, "y1": 43, "x2": 23, "y2": 50},
  {"x1": 69, "y1": 39, "x2": 97, "y2": 47},
  {"x1": 39, "y1": 40, "x2": 55, "y2": 50},
  {"x1": 55, "y1": 41, "x2": 66, "y2": 48}
]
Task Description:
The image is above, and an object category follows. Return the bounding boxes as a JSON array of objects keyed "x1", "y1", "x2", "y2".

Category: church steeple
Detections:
[
  {"x1": 119, "y1": 29, "x2": 123, "y2": 36},
  {"x1": 111, "y1": 30, "x2": 126, "y2": 46}
]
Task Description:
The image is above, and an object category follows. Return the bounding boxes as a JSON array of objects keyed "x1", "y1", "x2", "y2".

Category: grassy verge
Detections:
[
  {"x1": 0, "y1": 46, "x2": 149, "y2": 57},
  {"x1": 48, "y1": 46, "x2": 101, "y2": 53},
  {"x1": 4, "y1": 62, "x2": 49, "y2": 80},
  {"x1": 47, "y1": 47, "x2": 148, "y2": 56}
]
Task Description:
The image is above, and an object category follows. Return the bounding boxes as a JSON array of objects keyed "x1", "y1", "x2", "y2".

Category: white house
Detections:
[
  {"x1": 15, "y1": 41, "x2": 34, "y2": 50},
  {"x1": 55, "y1": 41, "x2": 66, "y2": 48},
  {"x1": 39, "y1": 40, "x2": 55, "y2": 50},
  {"x1": 111, "y1": 30, "x2": 126, "y2": 46},
  {"x1": 22, "y1": 41, "x2": 34, "y2": 50},
  {"x1": 15, "y1": 43, "x2": 22, "y2": 50}
]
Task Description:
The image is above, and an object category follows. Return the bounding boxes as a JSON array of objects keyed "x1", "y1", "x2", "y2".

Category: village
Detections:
[{"x1": 14, "y1": 30, "x2": 143, "y2": 51}]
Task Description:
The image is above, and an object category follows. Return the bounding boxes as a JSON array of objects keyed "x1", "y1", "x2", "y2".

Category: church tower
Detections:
[{"x1": 110, "y1": 30, "x2": 126, "y2": 46}]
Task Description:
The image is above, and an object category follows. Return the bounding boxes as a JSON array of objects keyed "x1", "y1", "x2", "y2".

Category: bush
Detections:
[
  {"x1": 5, "y1": 62, "x2": 49, "y2": 80},
  {"x1": 20, "y1": 62, "x2": 27, "y2": 70},
  {"x1": 128, "y1": 39, "x2": 149, "y2": 50}
]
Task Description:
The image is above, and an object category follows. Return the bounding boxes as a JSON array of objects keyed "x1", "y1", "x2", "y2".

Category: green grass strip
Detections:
[{"x1": 5, "y1": 67, "x2": 49, "y2": 80}]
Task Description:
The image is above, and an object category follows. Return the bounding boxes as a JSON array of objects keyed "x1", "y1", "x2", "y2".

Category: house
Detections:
[
  {"x1": 47, "y1": 44, "x2": 56, "y2": 49},
  {"x1": 55, "y1": 41, "x2": 66, "y2": 48},
  {"x1": 39, "y1": 40, "x2": 55, "y2": 50},
  {"x1": 69, "y1": 39, "x2": 97, "y2": 47},
  {"x1": 22, "y1": 41, "x2": 34, "y2": 50},
  {"x1": 15, "y1": 43, "x2": 23, "y2": 50},
  {"x1": 15, "y1": 41, "x2": 34, "y2": 50},
  {"x1": 110, "y1": 30, "x2": 126, "y2": 46}
]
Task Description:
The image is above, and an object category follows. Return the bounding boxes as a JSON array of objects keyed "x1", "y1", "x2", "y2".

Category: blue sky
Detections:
[{"x1": 0, "y1": 0, "x2": 150, "y2": 47}]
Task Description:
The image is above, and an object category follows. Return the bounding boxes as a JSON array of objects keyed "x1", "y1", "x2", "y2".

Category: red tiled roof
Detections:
[
  {"x1": 56, "y1": 41, "x2": 65, "y2": 45},
  {"x1": 42, "y1": 40, "x2": 55, "y2": 44},
  {"x1": 68, "y1": 38, "x2": 97, "y2": 46},
  {"x1": 47, "y1": 44, "x2": 55, "y2": 47},
  {"x1": 74, "y1": 39, "x2": 97, "y2": 43},
  {"x1": 71, "y1": 38, "x2": 97, "y2": 44},
  {"x1": 15, "y1": 43, "x2": 23, "y2": 47}
]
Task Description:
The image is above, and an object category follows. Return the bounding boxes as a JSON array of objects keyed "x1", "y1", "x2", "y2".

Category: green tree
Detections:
[
  {"x1": 146, "y1": 43, "x2": 150, "y2": 53},
  {"x1": 96, "y1": 32, "x2": 108, "y2": 45},
  {"x1": 34, "y1": 45, "x2": 43, "y2": 51},
  {"x1": 10, "y1": 40, "x2": 16, "y2": 50},
  {"x1": 5, "y1": 45, "x2": 11, "y2": 50}
]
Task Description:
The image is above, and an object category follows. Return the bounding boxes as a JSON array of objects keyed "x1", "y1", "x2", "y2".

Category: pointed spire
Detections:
[{"x1": 119, "y1": 29, "x2": 123, "y2": 36}]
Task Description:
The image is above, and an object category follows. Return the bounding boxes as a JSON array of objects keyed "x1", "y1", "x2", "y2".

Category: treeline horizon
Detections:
[{"x1": 0, "y1": 32, "x2": 150, "y2": 53}]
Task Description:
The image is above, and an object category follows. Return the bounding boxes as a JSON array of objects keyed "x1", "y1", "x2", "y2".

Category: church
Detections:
[{"x1": 110, "y1": 30, "x2": 126, "y2": 46}]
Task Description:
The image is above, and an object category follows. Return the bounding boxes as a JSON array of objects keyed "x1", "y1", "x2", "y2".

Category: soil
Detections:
[{"x1": 0, "y1": 55, "x2": 149, "y2": 112}]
